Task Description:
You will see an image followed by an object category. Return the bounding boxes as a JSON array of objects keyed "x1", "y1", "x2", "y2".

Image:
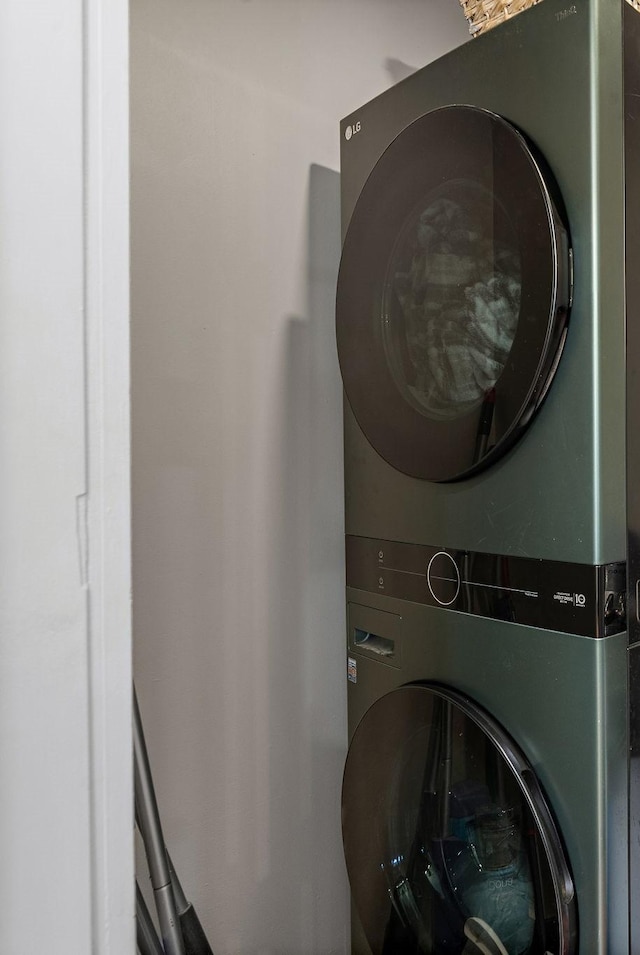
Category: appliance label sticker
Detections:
[{"x1": 347, "y1": 657, "x2": 357, "y2": 683}]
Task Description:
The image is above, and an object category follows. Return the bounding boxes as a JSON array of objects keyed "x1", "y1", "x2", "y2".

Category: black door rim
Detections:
[
  {"x1": 341, "y1": 682, "x2": 578, "y2": 955},
  {"x1": 336, "y1": 105, "x2": 572, "y2": 482}
]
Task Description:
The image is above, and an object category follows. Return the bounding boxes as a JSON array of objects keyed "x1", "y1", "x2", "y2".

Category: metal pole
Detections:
[{"x1": 134, "y1": 688, "x2": 186, "y2": 955}]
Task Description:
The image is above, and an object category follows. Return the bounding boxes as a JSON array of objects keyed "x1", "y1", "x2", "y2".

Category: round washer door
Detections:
[
  {"x1": 336, "y1": 106, "x2": 572, "y2": 482},
  {"x1": 342, "y1": 684, "x2": 577, "y2": 955}
]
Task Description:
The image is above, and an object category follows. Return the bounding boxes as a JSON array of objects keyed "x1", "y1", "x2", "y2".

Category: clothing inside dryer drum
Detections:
[
  {"x1": 378, "y1": 700, "x2": 559, "y2": 954},
  {"x1": 383, "y1": 180, "x2": 521, "y2": 421}
]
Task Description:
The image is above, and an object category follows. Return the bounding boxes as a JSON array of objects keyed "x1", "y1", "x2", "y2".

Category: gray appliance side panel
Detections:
[
  {"x1": 625, "y1": 1, "x2": 640, "y2": 635},
  {"x1": 629, "y1": 644, "x2": 640, "y2": 952},
  {"x1": 590, "y1": 0, "x2": 626, "y2": 572},
  {"x1": 345, "y1": 589, "x2": 629, "y2": 952},
  {"x1": 339, "y1": 0, "x2": 626, "y2": 565},
  {"x1": 625, "y1": 4, "x2": 640, "y2": 950}
]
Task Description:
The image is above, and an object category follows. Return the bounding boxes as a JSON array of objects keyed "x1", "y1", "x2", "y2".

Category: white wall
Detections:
[
  {"x1": 130, "y1": 3, "x2": 468, "y2": 952},
  {"x1": 0, "y1": 2, "x2": 132, "y2": 953}
]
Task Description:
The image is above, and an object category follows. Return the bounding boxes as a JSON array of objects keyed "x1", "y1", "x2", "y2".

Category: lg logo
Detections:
[
  {"x1": 575, "y1": 593, "x2": 586, "y2": 607},
  {"x1": 345, "y1": 121, "x2": 362, "y2": 141}
]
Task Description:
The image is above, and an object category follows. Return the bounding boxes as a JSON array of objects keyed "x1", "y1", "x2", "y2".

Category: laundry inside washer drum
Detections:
[
  {"x1": 381, "y1": 706, "x2": 535, "y2": 955},
  {"x1": 383, "y1": 179, "x2": 522, "y2": 422}
]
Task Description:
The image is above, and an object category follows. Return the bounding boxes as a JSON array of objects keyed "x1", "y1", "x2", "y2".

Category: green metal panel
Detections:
[
  {"x1": 340, "y1": 2, "x2": 637, "y2": 951},
  {"x1": 345, "y1": 589, "x2": 629, "y2": 953},
  {"x1": 340, "y1": 0, "x2": 627, "y2": 565}
]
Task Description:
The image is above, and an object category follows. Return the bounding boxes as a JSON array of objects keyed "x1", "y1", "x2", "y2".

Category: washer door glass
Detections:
[
  {"x1": 342, "y1": 684, "x2": 577, "y2": 955},
  {"x1": 336, "y1": 106, "x2": 572, "y2": 482}
]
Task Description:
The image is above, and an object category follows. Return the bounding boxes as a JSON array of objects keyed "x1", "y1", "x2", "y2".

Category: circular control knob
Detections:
[{"x1": 427, "y1": 551, "x2": 461, "y2": 606}]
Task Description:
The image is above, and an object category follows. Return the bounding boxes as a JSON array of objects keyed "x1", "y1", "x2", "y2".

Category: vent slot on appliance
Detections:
[{"x1": 354, "y1": 628, "x2": 395, "y2": 657}]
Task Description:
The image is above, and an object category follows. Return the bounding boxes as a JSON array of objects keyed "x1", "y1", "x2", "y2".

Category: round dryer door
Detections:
[
  {"x1": 336, "y1": 106, "x2": 572, "y2": 482},
  {"x1": 342, "y1": 684, "x2": 577, "y2": 955}
]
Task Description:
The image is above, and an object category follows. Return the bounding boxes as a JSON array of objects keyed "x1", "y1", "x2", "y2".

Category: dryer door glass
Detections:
[
  {"x1": 342, "y1": 684, "x2": 577, "y2": 955},
  {"x1": 336, "y1": 106, "x2": 572, "y2": 482},
  {"x1": 383, "y1": 179, "x2": 521, "y2": 422}
]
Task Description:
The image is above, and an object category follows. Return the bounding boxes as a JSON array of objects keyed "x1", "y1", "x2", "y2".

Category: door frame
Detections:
[
  {"x1": 0, "y1": 1, "x2": 133, "y2": 951},
  {"x1": 85, "y1": 0, "x2": 133, "y2": 950}
]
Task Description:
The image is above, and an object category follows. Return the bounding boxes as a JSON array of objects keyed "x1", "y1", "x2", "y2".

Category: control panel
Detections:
[{"x1": 346, "y1": 536, "x2": 626, "y2": 638}]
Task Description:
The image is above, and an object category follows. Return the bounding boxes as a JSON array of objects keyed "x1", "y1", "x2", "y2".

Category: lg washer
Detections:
[{"x1": 336, "y1": 0, "x2": 640, "y2": 952}]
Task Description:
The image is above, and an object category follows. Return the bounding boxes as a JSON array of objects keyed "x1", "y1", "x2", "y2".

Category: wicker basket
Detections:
[{"x1": 460, "y1": 0, "x2": 640, "y2": 36}]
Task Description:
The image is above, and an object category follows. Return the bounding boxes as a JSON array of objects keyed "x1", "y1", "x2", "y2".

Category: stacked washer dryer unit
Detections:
[{"x1": 336, "y1": 1, "x2": 640, "y2": 952}]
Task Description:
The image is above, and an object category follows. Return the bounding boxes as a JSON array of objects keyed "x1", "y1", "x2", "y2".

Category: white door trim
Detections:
[
  {"x1": 85, "y1": 0, "x2": 134, "y2": 950},
  {"x1": 0, "y1": 1, "x2": 132, "y2": 951}
]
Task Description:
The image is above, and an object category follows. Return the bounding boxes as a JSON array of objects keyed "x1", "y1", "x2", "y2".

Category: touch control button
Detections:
[{"x1": 427, "y1": 551, "x2": 461, "y2": 606}]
